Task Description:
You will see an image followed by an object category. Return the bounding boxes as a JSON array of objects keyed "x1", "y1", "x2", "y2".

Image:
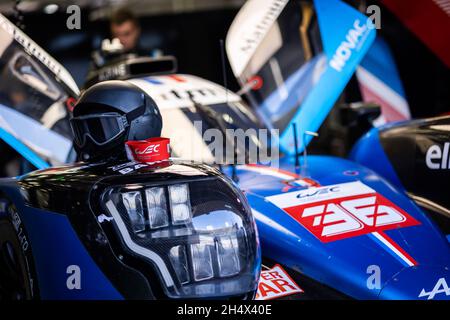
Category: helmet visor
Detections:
[{"x1": 70, "y1": 112, "x2": 127, "y2": 147}]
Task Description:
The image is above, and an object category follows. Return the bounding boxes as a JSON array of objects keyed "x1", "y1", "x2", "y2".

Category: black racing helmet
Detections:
[{"x1": 70, "y1": 80, "x2": 162, "y2": 161}]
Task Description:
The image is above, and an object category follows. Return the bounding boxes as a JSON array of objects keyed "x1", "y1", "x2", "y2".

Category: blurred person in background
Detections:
[
  {"x1": 110, "y1": 8, "x2": 144, "y2": 54},
  {"x1": 88, "y1": 7, "x2": 164, "y2": 78}
]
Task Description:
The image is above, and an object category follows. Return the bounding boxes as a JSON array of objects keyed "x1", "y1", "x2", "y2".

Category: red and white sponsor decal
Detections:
[
  {"x1": 125, "y1": 137, "x2": 170, "y2": 163},
  {"x1": 256, "y1": 265, "x2": 303, "y2": 300},
  {"x1": 266, "y1": 181, "x2": 420, "y2": 242}
]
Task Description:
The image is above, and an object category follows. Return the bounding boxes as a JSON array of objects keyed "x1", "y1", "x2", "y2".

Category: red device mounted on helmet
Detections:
[{"x1": 125, "y1": 137, "x2": 170, "y2": 163}]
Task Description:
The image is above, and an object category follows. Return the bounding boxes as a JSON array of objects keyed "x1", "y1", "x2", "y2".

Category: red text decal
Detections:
[{"x1": 256, "y1": 265, "x2": 303, "y2": 300}]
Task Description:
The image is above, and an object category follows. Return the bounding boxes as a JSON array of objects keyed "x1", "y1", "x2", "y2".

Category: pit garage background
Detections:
[{"x1": 0, "y1": 0, "x2": 448, "y2": 134}]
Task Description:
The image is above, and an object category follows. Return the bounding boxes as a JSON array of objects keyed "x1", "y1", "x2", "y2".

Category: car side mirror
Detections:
[
  {"x1": 337, "y1": 102, "x2": 381, "y2": 152},
  {"x1": 339, "y1": 102, "x2": 381, "y2": 127}
]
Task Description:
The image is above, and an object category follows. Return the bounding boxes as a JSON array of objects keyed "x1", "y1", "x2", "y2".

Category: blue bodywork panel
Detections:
[
  {"x1": 0, "y1": 128, "x2": 49, "y2": 170},
  {"x1": 280, "y1": 0, "x2": 376, "y2": 154},
  {"x1": 223, "y1": 155, "x2": 450, "y2": 299},
  {"x1": 0, "y1": 184, "x2": 122, "y2": 300}
]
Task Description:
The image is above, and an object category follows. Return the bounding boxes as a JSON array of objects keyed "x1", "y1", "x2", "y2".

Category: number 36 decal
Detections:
[{"x1": 266, "y1": 181, "x2": 420, "y2": 242}]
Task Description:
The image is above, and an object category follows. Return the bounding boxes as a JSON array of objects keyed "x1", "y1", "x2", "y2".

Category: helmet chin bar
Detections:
[{"x1": 76, "y1": 132, "x2": 129, "y2": 162}]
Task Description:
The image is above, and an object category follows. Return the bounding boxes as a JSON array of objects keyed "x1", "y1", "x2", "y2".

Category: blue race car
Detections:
[
  {"x1": 1, "y1": 0, "x2": 449, "y2": 300},
  {"x1": 221, "y1": 0, "x2": 450, "y2": 300},
  {"x1": 127, "y1": 73, "x2": 450, "y2": 300},
  {"x1": 0, "y1": 14, "x2": 260, "y2": 300}
]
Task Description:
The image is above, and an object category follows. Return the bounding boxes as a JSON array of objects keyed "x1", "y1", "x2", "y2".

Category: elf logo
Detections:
[
  {"x1": 329, "y1": 19, "x2": 368, "y2": 73},
  {"x1": 426, "y1": 143, "x2": 450, "y2": 169}
]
